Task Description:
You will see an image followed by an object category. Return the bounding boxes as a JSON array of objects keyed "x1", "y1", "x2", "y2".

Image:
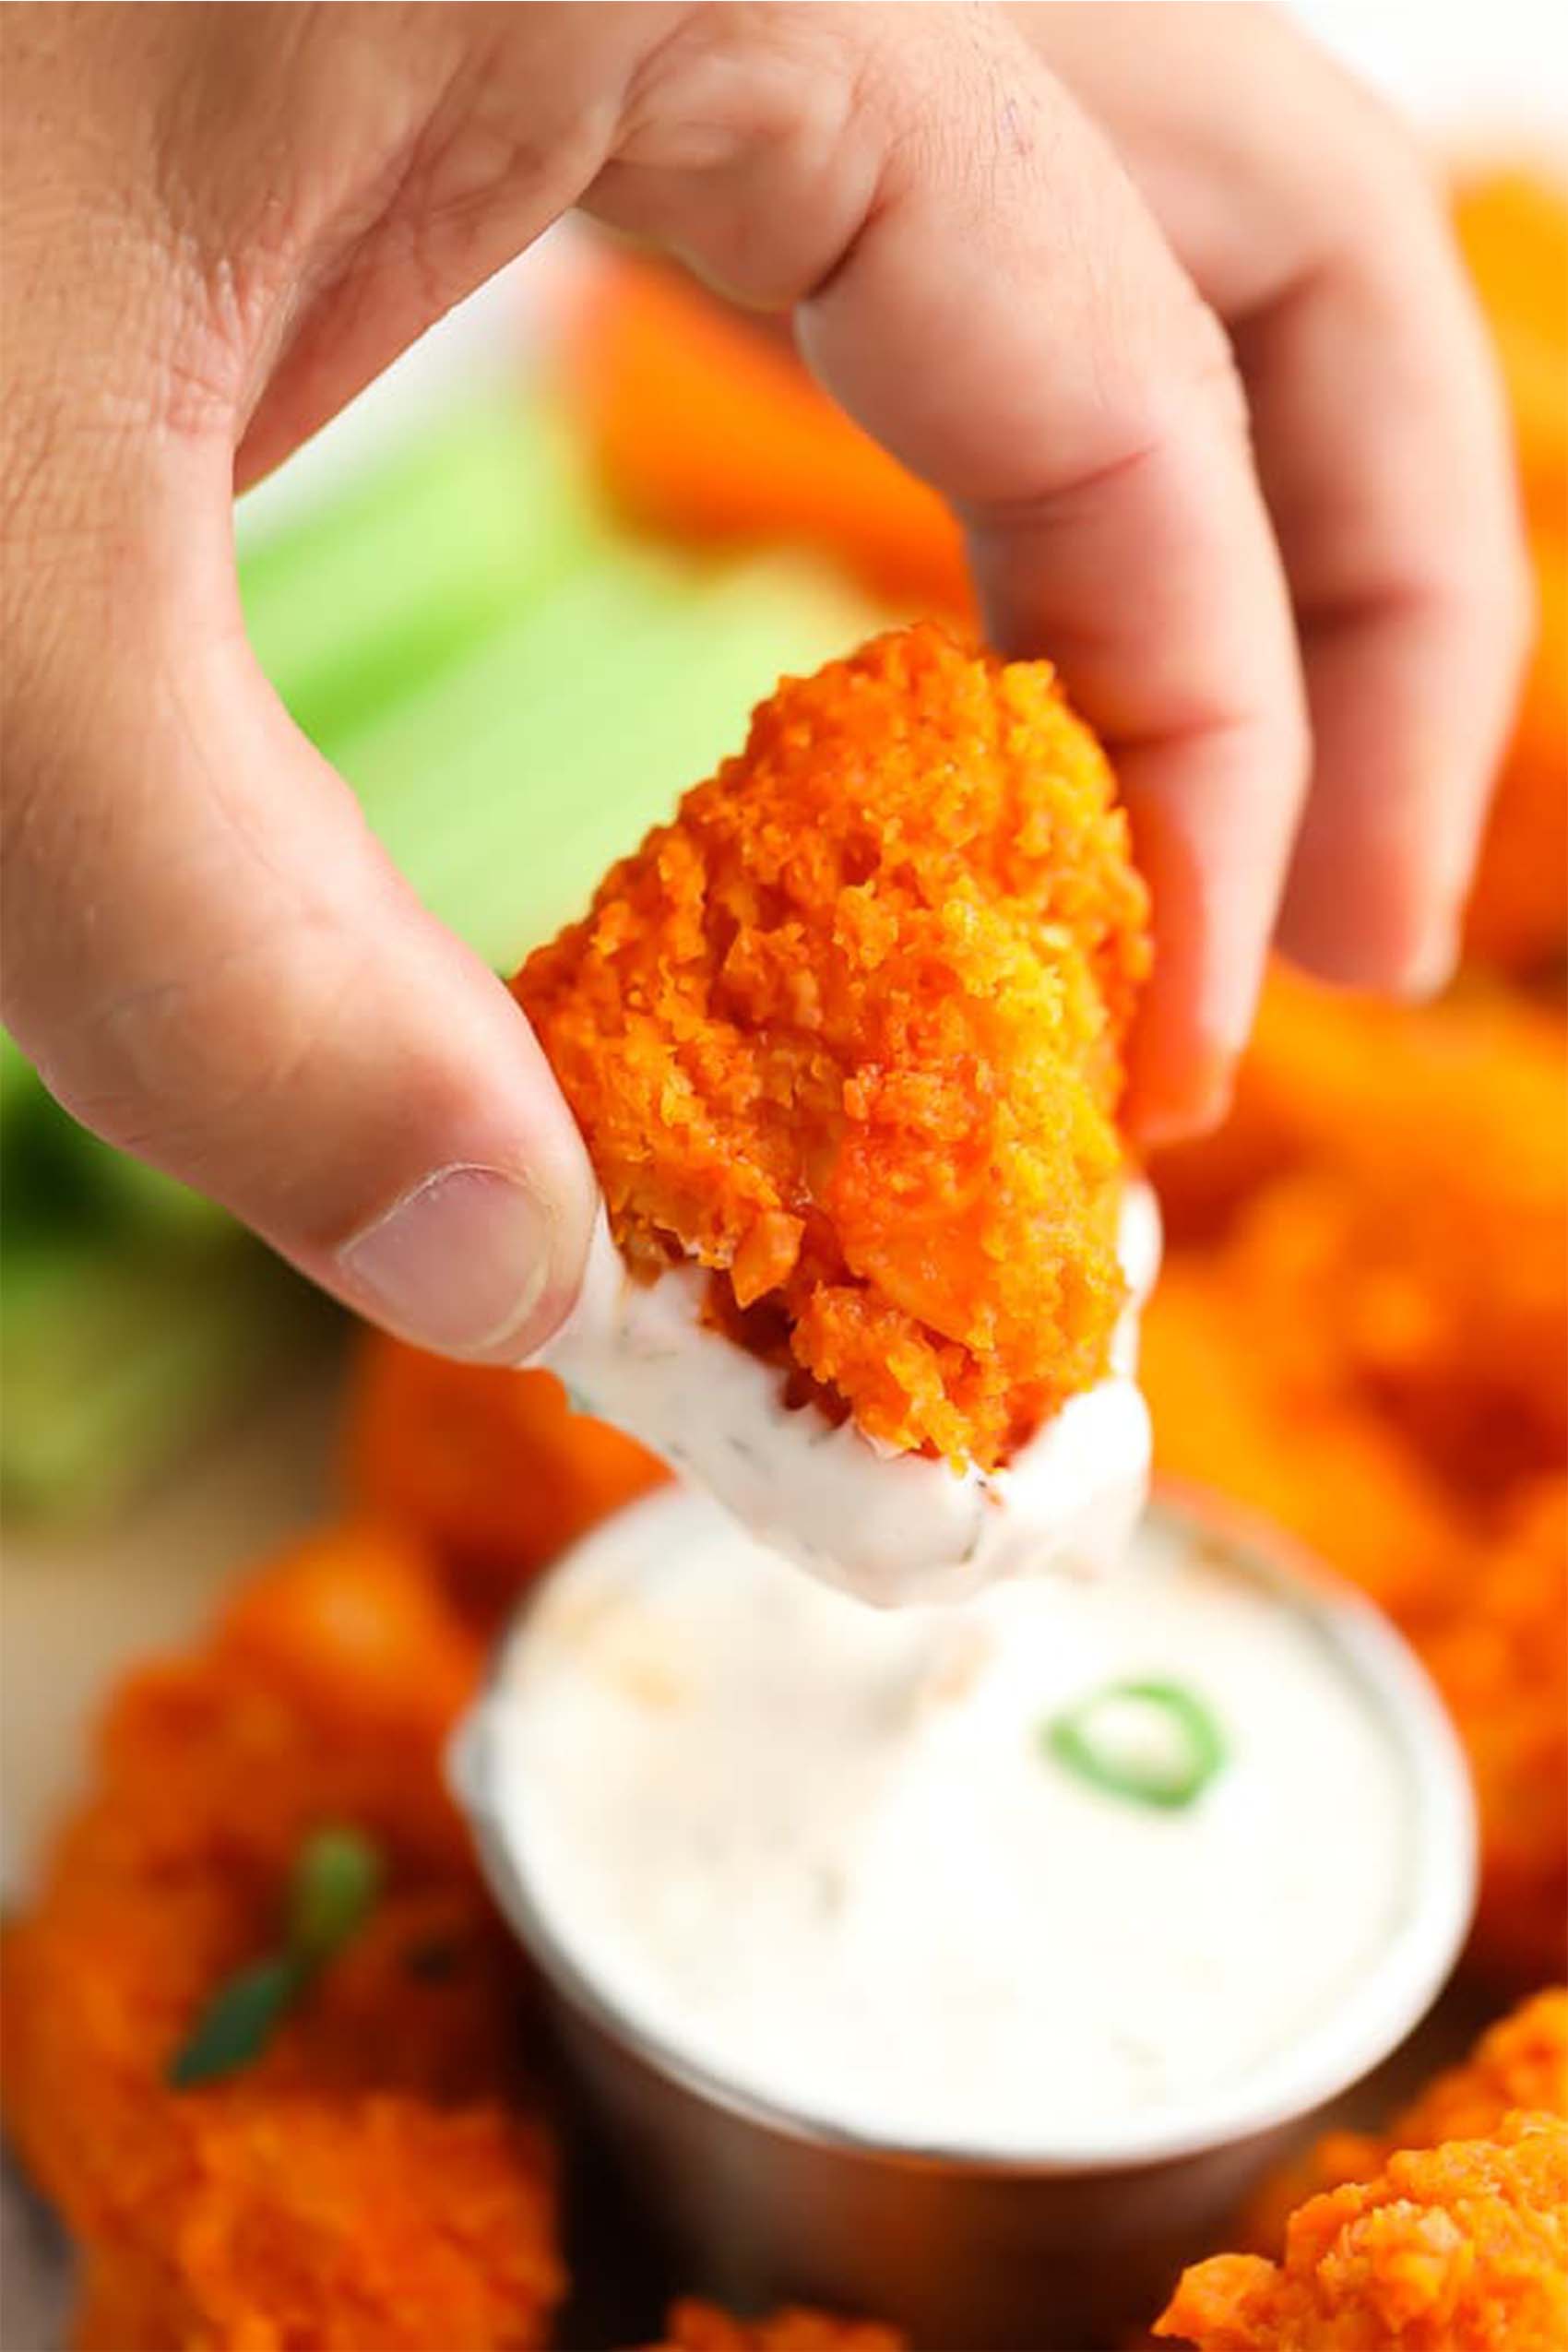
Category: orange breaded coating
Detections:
[
  {"x1": 1454, "y1": 172, "x2": 1567, "y2": 976},
  {"x1": 1390, "y1": 1993, "x2": 1568, "y2": 2147},
  {"x1": 1145, "y1": 1221, "x2": 1568, "y2": 1979},
  {"x1": 344, "y1": 1336, "x2": 665, "y2": 1627},
  {"x1": 1466, "y1": 529, "x2": 1568, "y2": 975},
  {"x1": 646, "y1": 2304, "x2": 905, "y2": 2352},
  {"x1": 71, "y1": 2098, "x2": 561, "y2": 2352},
  {"x1": 569, "y1": 258, "x2": 969, "y2": 617},
  {"x1": 1156, "y1": 2114, "x2": 1568, "y2": 2352},
  {"x1": 1, "y1": 1525, "x2": 564, "y2": 2352},
  {"x1": 1156, "y1": 966, "x2": 1566, "y2": 1250},
  {"x1": 1455, "y1": 172, "x2": 1568, "y2": 533},
  {"x1": 1143, "y1": 1252, "x2": 1463, "y2": 1623},
  {"x1": 1246, "y1": 1990, "x2": 1568, "y2": 2252},
  {"x1": 1150, "y1": 973, "x2": 1568, "y2": 1501},
  {"x1": 516, "y1": 625, "x2": 1149, "y2": 1471},
  {"x1": 1415, "y1": 1484, "x2": 1568, "y2": 1984}
]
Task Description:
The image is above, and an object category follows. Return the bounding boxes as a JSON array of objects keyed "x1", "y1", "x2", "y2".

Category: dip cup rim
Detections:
[{"x1": 451, "y1": 1479, "x2": 1477, "y2": 2179}]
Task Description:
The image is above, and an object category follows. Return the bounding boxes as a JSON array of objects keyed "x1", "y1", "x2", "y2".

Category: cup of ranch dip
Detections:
[{"x1": 452, "y1": 1484, "x2": 1475, "y2": 2350}]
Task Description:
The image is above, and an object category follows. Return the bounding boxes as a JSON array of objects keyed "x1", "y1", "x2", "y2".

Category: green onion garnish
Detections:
[
  {"x1": 168, "y1": 1826, "x2": 382, "y2": 2088},
  {"x1": 167, "y1": 1955, "x2": 305, "y2": 2090},
  {"x1": 1042, "y1": 1680, "x2": 1227, "y2": 1811},
  {"x1": 286, "y1": 1824, "x2": 382, "y2": 1965}
]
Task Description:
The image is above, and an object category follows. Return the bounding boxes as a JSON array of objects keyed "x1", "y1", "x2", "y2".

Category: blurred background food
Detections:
[{"x1": 1, "y1": 6, "x2": 1564, "y2": 2337}]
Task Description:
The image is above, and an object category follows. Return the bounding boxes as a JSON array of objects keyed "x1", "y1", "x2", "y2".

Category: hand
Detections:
[
  {"x1": 0, "y1": 4, "x2": 1526, "y2": 1361},
  {"x1": 1012, "y1": 3, "x2": 1530, "y2": 1111}
]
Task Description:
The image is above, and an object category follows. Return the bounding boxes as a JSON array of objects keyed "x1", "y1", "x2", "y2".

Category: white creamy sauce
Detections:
[
  {"x1": 538, "y1": 1184, "x2": 1160, "y2": 1606},
  {"x1": 473, "y1": 1494, "x2": 1413, "y2": 2156}
]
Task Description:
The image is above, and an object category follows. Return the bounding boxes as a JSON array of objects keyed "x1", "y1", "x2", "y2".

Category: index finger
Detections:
[{"x1": 727, "y1": 7, "x2": 1310, "y2": 1134}]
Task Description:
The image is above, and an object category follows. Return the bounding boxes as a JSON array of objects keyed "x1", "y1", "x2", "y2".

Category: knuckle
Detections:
[
  {"x1": 1107, "y1": 291, "x2": 1250, "y2": 472},
  {"x1": 1178, "y1": 296, "x2": 1250, "y2": 435},
  {"x1": 1313, "y1": 87, "x2": 1448, "y2": 262},
  {"x1": 38, "y1": 894, "x2": 368, "y2": 1187}
]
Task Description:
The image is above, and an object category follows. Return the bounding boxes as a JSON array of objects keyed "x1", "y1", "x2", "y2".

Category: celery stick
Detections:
[
  {"x1": 1, "y1": 1035, "x2": 224, "y2": 1242},
  {"x1": 0, "y1": 1238, "x2": 330, "y2": 1521},
  {"x1": 77, "y1": 1135, "x2": 230, "y2": 1240},
  {"x1": 1, "y1": 1027, "x2": 31, "y2": 1120},
  {"x1": 336, "y1": 549, "x2": 881, "y2": 968},
  {"x1": 239, "y1": 399, "x2": 612, "y2": 754}
]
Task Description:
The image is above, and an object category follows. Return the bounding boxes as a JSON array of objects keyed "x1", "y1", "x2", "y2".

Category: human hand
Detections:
[{"x1": 0, "y1": 4, "x2": 1526, "y2": 1361}]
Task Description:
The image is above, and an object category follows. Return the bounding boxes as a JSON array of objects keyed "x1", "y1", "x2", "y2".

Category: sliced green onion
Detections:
[
  {"x1": 168, "y1": 1827, "x2": 383, "y2": 2088},
  {"x1": 286, "y1": 1826, "x2": 382, "y2": 1965},
  {"x1": 168, "y1": 1955, "x2": 306, "y2": 2089},
  {"x1": 1043, "y1": 1680, "x2": 1227, "y2": 1811},
  {"x1": 0, "y1": 1237, "x2": 329, "y2": 1523}
]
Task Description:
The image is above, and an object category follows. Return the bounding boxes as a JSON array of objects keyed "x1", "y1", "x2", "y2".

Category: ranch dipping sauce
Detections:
[
  {"x1": 539, "y1": 1182, "x2": 1161, "y2": 1608},
  {"x1": 479, "y1": 1490, "x2": 1421, "y2": 2157}
]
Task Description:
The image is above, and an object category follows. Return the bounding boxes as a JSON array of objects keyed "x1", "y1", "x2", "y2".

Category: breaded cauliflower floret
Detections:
[
  {"x1": 1, "y1": 1526, "x2": 564, "y2": 2352},
  {"x1": 1414, "y1": 1488, "x2": 1568, "y2": 1986},
  {"x1": 517, "y1": 625, "x2": 1149, "y2": 1471},
  {"x1": 344, "y1": 1339, "x2": 666, "y2": 1628},
  {"x1": 1157, "y1": 2113, "x2": 1568, "y2": 2352},
  {"x1": 1387, "y1": 1993, "x2": 1568, "y2": 2148},
  {"x1": 1245, "y1": 1991, "x2": 1568, "y2": 2252},
  {"x1": 1454, "y1": 172, "x2": 1568, "y2": 534},
  {"x1": 1153, "y1": 976, "x2": 1568, "y2": 1482}
]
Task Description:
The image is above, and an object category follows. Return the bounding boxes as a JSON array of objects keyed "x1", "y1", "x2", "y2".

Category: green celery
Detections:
[
  {"x1": 239, "y1": 398, "x2": 612, "y2": 754},
  {"x1": 1, "y1": 1026, "x2": 32, "y2": 1120},
  {"x1": 0, "y1": 1237, "x2": 331, "y2": 1520},
  {"x1": 0, "y1": 1040, "x2": 226, "y2": 1243},
  {"x1": 335, "y1": 548, "x2": 882, "y2": 970}
]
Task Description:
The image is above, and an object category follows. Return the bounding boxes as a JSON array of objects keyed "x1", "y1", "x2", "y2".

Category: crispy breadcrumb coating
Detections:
[
  {"x1": 1153, "y1": 971, "x2": 1567, "y2": 1499},
  {"x1": 1145, "y1": 1202, "x2": 1568, "y2": 1978},
  {"x1": 1384, "y1": 1994, "x2": 1568, "y2": 2148},
  {"x1": 1454, "y1": 173, "x2": 1568, "y2": 534},
  {"x1": 344, "y1": 1339, "x2": 665, "y2": 1627},
  {"x1": 1143, "y1": 973, "x2": 1568, "y2": 1985},
  {"x1": 69, "y1": 2098, "x2": 560, "y2": 2352},
  {"x1": 1144, "y1": 1257, "x2": 1464, "y2": 1622},
  {"x1": 1466, "y1": 528, "x2": 1568, "y2": 977},
  {"x1": 572, "y1": 185, "x2": 1568, "y2": 984},
  {"x1": 569, "y1": 259, "x2": 968, "y2": 617},
  {"x1": 645, "y1": 2304, "x2": 905, "y2": 2352},
  {"x1": 1155, "y1": 968, "x2": 1564, "y2": 1291},
  {"x1": 1455, "y1": 172, "x2": 1567, "y2": 977},
  {"x1": 1245, "y1": 1991, "x2": 1568, "y2": 2252},
  {"x1": 1413, "y1": 1487, "x2": 1568, "y2": 1985},
  {"x1": 1143, "y1": 960, "x2": 1567, "y2": 1987},
  {"x1": 1157, "y1": 2113, "x2": 1568, "y2": 2352},
  {"x1": 1, "y1": 1526, "x2": 564, "y2": 2352},
  {"x1": 517, "y1": 625, "x2": 1148, "y2": 1471}
]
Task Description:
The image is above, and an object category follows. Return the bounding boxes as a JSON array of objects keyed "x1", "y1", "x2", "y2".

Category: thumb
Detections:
[{"x1": 2, "y1": 434, "x2": 595, "y2": 1361}]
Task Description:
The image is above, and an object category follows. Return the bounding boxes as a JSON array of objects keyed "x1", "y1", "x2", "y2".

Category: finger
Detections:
[
  {"x1": 2, "y1": 436, "x2": 596, "y2": 1360},
  {"x1": 224, "y1": 5, "x2": 681, "y2": 491},
  {"x1": 1240, "y1": 165, "x2": 1530, "y2": 987},
  {"x1": 1020, "y1": 3, "x2": 1532, "y2": 992},
  {"x1": 589, "y1": 2, "x2": 1308, "y2": 1138}
]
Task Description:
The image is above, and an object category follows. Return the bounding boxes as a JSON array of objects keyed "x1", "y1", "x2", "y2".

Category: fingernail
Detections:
[
  {"x1": 1398, "y1": 913, "x2": 1460, "y2": 1003},
  {"x1": 337, "y1": 1164, "x2": 563, "y2": 1360},
  {"x1": 1130, "y1": 1035, "x2": 1240, "y2": 1150}
]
